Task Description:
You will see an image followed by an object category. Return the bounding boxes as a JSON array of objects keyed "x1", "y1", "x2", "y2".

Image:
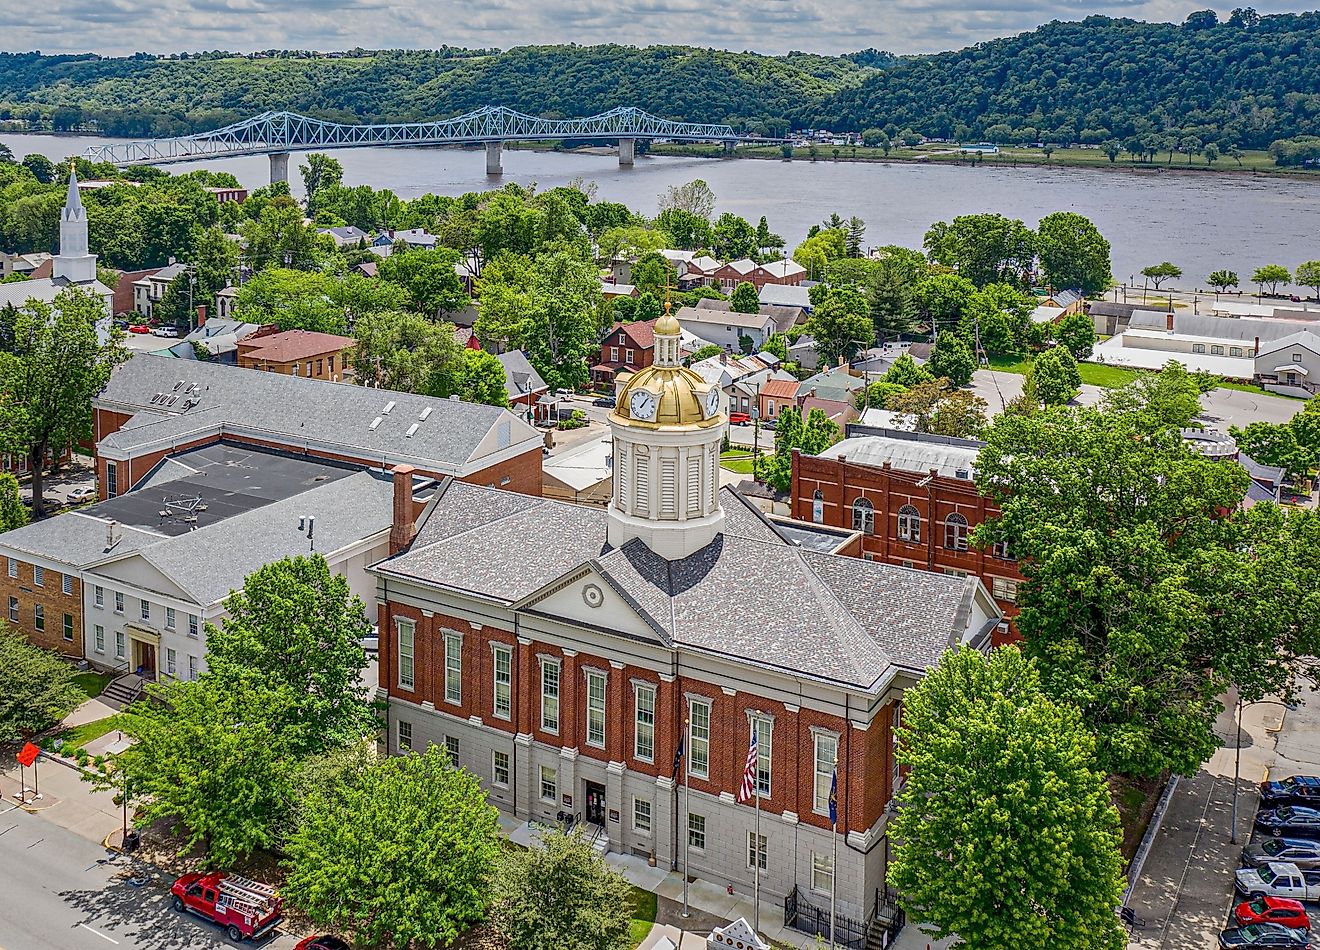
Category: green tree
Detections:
[
  {"x1": 496, "y1": 828, "x2": 634, "y2": 950},
  {"x1": 192, "y1": 225, "x2": 239, "y2": 310},
  {"x1": 1140, "y1": 261, "x2": 1182, "y2": 290},
  {"x1": 1103, "y1": 140, "x2": 1122, "y2": 163},
  {"x1": 861, "y1": 127, "x2": 885, "y2": 147},
  {"x1": 21, "y1": 153, "x2": 56, "y2": 183},
  {"x1": 351, "y1": 309, "x2": 463, "y2": 394},
  {"x1": 763, "y1": 332, "x2": 789, "y2": 362},
  {"x1": 710, "y1": 213, "x2": 758, "y2": 260},
  {"x1": 116, "y1": 677, "x2": 303, "y2": 862},
  {"x1": 0, "y1": 629, "x2": 88, "y2": 742},
  {"x1": 653, "y1": 208, "x2": 711, "y2": 250},
  {"x1": 963, "y1": 282, "x2": 1034, "y2": 358},
  {"x1": 299, "y1": 153, "x2": 344, "y2": 214},
  {"x1": 803, "y1": 289, "x2": 872, "y2": 367},
  {"x1": 1035, "y1": 212, "x2": 1112, "y2": 296},
  {"x1": 1252, "y1": 264, "x2": 1292, "y2": 296},
  {"x1": 973, "y1": 382, "x2": 1255, "y2": 778},
  {"x1": 1208, "y1": 269, "x2": 1239, "y2": 292},
  {"x1": 242, "y1": 203, "x2": 324, "y2": 271},
  {"x1": 1295, "y1": 261, "x2": 1320, "y2": 300},
  {"x1": 0, "y1": 288, "x2": 126, "y2": 517},
  {"x1": 882, "y1": 352, "x2": 935, "y2": 387},
  {"x1": 867, "y1": 254, "x2": 920, "y2": 339},
  {"x1": 1055, "y1": 311, "x2": 1096, "y2": 360},
  {"x1": 853, "y1": 380, "x2": 908, "y2": 411},
  {"x1": 927, "y1": 330, "x2": 976, "y2": 386},
  {"x1": 686, "y1": 344, "x2": 724, "y2": 365},
  {"x1": 452, "y1": 348, "x2": 510, "y2": 408},
  {"x1": 760, "y1": 406, "x2": 840, "y2": 492},
  {"x1": 887, "y1": 380, "x2": 988, "y2": 438},
  {"x1": 377, "y1": 247, "x2": 469, "y2": 316},
  {"x1": 0, "y1": 472, "x2": 27, "y2": 532},
  {"x1": 284, "y1": 745, "x2": 501, "y2": 950},
  {"x1": 1029, "y1": 345, "x2": 1082, "y2": 405},
  {"x1": 657, "y1": 179, "x2": 716, "y2": 219},
  {"x1": 153, "y1": 273, "x2": 195, "y2": 331},
  {"x1": 204, "y1": 555, "x2": 377, "y2": 758},
  {"x1": 923, "y1": 213, "x2": 1035, "y2": 288},
  {"x1": 754, "y1": 215, "x2": 783, "y2": 255},
  {"x1": 630, "y1": 253, "x2": 674, "y2": 300},
  {"x1": 888, "y1": 645, "x2": 1126, "y2": 950},
  {"x1": 730, "y1": 281, "x2": 760, "y2": 314},
  {"x1": 1229, "y1": 421, "x2": 1313, "y2": 481},
  {"x1": 845, "y1": 216, "x2": 866, "y2": 257}
]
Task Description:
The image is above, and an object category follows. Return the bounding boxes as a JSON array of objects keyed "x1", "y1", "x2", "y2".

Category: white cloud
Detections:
[{"x1": 0, "y1": 0, "x2": 1307, "y2": 56}]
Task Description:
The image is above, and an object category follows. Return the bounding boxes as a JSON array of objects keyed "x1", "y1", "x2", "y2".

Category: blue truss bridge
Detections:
[{"x1": 82, "y1": 106, "x2": 767, "y2": 180}]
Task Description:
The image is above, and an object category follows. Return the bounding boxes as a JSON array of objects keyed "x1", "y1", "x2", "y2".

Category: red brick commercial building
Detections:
[
  {"x1": 370, "y1": 317, "x2": 1000, "y2": 944},
  {"x1": 92, "y1": 354, "x2": 545, "y2": 502},
  {"x1": 790, "y1": 429, "x2": 1023, "y2": 642},
  {"x1": 236, "y1": 329, "x2": 356, "y2": 381}
]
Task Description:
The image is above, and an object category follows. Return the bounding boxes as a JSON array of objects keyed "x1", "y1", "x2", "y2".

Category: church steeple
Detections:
[{"x1": 53, "y1": 168, "x2": 97, "y2": 285}]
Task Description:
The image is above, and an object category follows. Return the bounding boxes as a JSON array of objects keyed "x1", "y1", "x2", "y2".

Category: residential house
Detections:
[
  {"x1": 159, "y1": 318, "x2": 264, "y2": 364},
  {"x1": 798, "y1": 365, "x2": 867, "y2": 404},
  {"x1": 541, "y1": 431, "x2": 614, "y2": 506},
  {"x1": 593, "y1": 319, "x2": 658, "y2": 386},
  {"x1": 601, "y1": 283, "x2": 638, "y2": 299},
  {"x1": 0, "y1": 251, "x2": 51, "y2": 280},
  {"x1": 798, "y1": 395, "x2": 859, "y2": 428},
  {"x1": 132, "y1": 262, "x2": 191, "y2": 319},
  {"x1": 758, "y1": 378, "x2": 800, "y2": 421},
  {"x1": 728, "y1": 367, "x2": 797, "y2": 421},
  {"x1": 111, "y1": 268, "x2": 161, "y2": 316},
  {"x1": 205, "y1": 186, "x2": 248, "y2": 204},
  {"x1": 675, "y1": 306, "x2": 776, "y2": 352},
  {"x1": 1254, "y1": 330, "x2": 1320, "y2": 397},
  {"x1": 371, "y1": 229, "x2": 439, "y2": 253},
  {"x1": 1038, "y1": 289, "x2": 1082, "y2": 314},
  {"x1": 371, "y1": 318, "x2": 1000, "y2": 939},
  {"x1": 319, "y1": 225, "x2": 370, "y2": 248},
  {"x1": 758, "y1": 283, "x2": 812, "y2": 312},
  {"x1": 92, "y1": 354, "x2": 544, "y2": 502},
  {"x1": 497, "y1": 350, "x2": 550, "y2": 422},
  {"x1": 237, "y1": 329, "x2": 356, "y2": 380},
  {"x1": 693, "y1": 299, "x2": 805, "y2": 336},
  {"x1": 790, "y1": 428, "x2": 1022, "y2": 637}
]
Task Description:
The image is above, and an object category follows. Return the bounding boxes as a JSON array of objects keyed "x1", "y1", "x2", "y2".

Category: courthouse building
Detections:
[{"x1": 371, "y1": 312, "x2": 1000, "y2": 930}]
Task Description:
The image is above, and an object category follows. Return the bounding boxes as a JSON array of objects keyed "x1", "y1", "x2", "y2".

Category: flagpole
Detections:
[
  {"x1": 754, "y1": 785, "x2": 761, "y2": 935},
  {"x1": 830, "y1": 818, "x2": 838, "y2": 950},
  {"x1": 682, "y1": 722, "x2": 690, "y2": 920}
]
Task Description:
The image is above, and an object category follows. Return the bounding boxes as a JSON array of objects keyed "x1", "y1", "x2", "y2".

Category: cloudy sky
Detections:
[{"x1": 0, "y1": 0, "x2": 1306, "y2": 56}]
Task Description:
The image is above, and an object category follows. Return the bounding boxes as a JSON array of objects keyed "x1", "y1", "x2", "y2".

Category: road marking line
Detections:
[{"x1": 78, "y1": 925, "x2": 119, "y2": 945}]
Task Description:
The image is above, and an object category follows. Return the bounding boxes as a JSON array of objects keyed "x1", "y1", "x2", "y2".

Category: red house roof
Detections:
[
  {"x1": 759, "y1": 378, "x2": 801, "y2": 401},
  {"x1": 610, "y1": 318, "x2": 658, "y2": 350}
]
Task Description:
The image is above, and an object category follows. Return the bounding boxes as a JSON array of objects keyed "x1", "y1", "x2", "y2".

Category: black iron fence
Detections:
[{"x1": 783, "y1": 887, "x2": 867, "y2": 950}]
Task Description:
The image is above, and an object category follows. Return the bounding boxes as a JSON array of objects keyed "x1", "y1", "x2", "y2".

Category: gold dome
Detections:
[
  {"x1": 654, "y1": 309, "x2": 681, "y2": 337},
  {"x1": 611, "y1": 364, "x2": 722, "y2": 429}
]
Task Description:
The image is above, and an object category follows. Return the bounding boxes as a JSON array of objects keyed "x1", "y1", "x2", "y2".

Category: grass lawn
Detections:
[
  {"x1": 627, "y1": 886, "x2": 658, "y2": 948},
  {"x1": 1077, "y1": 363, "x2": 1144, "y2": 388},
  {"x1": 720, "y1": 450, "x2": 757, "y2": 475},
  {"x1": 40, "y1": 713, "x2": 127, "y2": 756},
  {"x1": 72, "y1": 671, "x2": 112, "y2": 699}
]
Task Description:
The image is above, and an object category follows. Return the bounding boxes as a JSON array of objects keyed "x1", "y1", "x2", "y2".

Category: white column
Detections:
[{"x1": 485, "y1": 140, "x2": 503, "y2": 176}]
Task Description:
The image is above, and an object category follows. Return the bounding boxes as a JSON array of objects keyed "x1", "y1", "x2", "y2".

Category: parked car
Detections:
[
  {"x1": 1263, "y1": 777, "x2": 1320, "y2": 807},
  {"x1": 1219, "y1": 923, "x2": 1310, "y2": 948},
  {"x1": 152, "y1": 325, "x2": 180, "y2": 338},
  {"x1": 66, "y1": 486, "x2": 97, "y2": 504},
  {"x1": 728, "y1": 412, "x2": 751, "y2": 425},
  {"x1": 1237, "y1": 863, "x2": 1320, "y2": 901},
  {"x1": 359, "y1": 629, "x2": 379, "y2": 653},
  {"x1": 128, "y1": 324, "x2": 152, "y2": 334},
  {"x1": 294, "y1": 936, "x2": 351, "y2": 950},
  {"x1": 1236, "y1": 896, "x2": 1311, "y2": 930},
  {"x1": 592, "y1": 395, "x2": 616, "y2": 408},
  {"x1": 1258, "y1": 807, "x2": 1320, "y2": 837},
  {"x1": 171, "y1": 872, "x2": 282, "y2": 941},
  {"x1": 1244, "y1": 839, "x2": 1320, "y2": 871}
]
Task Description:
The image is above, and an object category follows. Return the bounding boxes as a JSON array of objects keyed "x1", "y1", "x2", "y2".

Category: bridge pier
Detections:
[
  {"x1": 722, "y1": 140, "x2": 737, "y2": 157},
  {"x1": 485, "y1": 141, "x2": 503, "y2": 176},
  {"x1": 269, "y1": 152, "x2": 290, "y2": 185},
  {"x1": 618, "y1": 138, "x2": 635, "y2": 167}
]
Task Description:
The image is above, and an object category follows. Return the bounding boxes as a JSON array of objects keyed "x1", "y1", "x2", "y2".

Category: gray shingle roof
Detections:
[
  {"x1": 1128, "y1": 311, "x2": 1311, "y2": 344},
  {"x1": 377, "y1": 482, "x2": 988, "y2": 688},
  {"x1": 0, "y1": 511, "x2": 161, "y2": 567},
  {"x1": 96, "y1": 354, "x2": 539, "y2": 474}
]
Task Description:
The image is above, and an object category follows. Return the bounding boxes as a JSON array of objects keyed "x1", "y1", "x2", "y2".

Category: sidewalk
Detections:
[{"x1": 1123, "y1": 685, "x2": 1320, "y2": 949}]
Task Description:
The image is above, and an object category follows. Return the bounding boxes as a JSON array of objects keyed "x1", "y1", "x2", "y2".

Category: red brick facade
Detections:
[
  {"x1": 593, "y1": 320, "x2": 657, "y2": 384},
  {"x1": 0, "y1": 558, "x2": 82, "y2": 656},
  {"x1": 377, "y1": 599, "x2": 900, "y2": 837},
  {"x1": 791, "y1": 448, "x2": 1022, "y2": 642}
]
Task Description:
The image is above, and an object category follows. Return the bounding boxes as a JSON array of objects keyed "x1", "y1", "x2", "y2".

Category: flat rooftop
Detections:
[{"x1": 80, "y1": 442, "x2": 357, "y2": 537}]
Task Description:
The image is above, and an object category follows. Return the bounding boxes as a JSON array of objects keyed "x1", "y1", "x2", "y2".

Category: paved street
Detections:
[{"x1": 0, "y1": 801, "x2": 234, "y2": 950}]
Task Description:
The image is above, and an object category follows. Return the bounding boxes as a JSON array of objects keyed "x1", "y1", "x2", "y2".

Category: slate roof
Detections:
[
  {"x1": 376, "y1": 481, "x2": 991, "y2": 688},
  {"x1": 96, "y1": 354, "x2": 539, "y2": 474}
]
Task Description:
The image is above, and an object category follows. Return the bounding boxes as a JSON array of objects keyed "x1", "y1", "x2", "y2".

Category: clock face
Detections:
[
  {"x1": 705, "y1": 387, "x2": 721, "y2": 418},
  {"x1": 630, "y1": 389, "x2": 657, "y2": 420}
]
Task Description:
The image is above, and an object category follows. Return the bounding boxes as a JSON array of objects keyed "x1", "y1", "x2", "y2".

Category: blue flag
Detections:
[{"x1": 828, "y1": 768, "x2": 838, "y2": 826}]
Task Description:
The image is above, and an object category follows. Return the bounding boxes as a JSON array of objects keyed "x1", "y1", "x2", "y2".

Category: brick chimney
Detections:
[
  {"x1": 389, "y1": 464, "x2": 418, "y2": 554},
  {"x1": 195, "y1": 305, "x2": 207, "y2": 327}
]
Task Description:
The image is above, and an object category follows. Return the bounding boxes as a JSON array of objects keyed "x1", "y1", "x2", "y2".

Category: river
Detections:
[{"x1": 4, "y1": 131, "x2": 1318, "y2": 286}]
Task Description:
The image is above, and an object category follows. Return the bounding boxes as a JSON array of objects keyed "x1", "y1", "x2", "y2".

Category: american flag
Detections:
[{"x1": 738, "y1": 725, "x2": 758, "y2": 802}]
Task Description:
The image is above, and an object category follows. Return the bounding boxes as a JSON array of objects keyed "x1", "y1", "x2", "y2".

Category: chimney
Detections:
[
  {"x1": 195, "y1": 305, "x2": 207, "y2": 327},
  {"x1": 1254, "y1": 336, "x2": 1260, "y2": 357},
  {"x1": 105, "y1": 520, "x2": 119, "y2": 550},
  {"x1": 389, "y1": 464, "x2": 418, "y2": 554},
  {"x1": 1166, "y1": 312, "x2": 1174, "y2": 332}
]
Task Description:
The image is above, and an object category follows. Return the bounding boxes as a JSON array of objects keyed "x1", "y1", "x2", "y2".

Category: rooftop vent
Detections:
[
  {"x1": 174, "y1": 380, "x2": 185, "y2": 391},
  {"x1": 405, "y1": 423, "x2": 419, "y2": 438},
  {"x1": 419, "y1": 407, "x2": 432, "y2": 421},
  {"x1": 382, "y1": 400, "x2": 396, "y2": 414},
  {"x1": 955, "y1": 468, "x2": 970, "y2": 480},
  {"x1": 369, "y1": 416, "x2": 383, "y2": 431}
]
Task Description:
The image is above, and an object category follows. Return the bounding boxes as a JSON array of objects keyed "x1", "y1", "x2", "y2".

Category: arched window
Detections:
[
  {"x1": 852, "y1": 498, "x2": 874, "y2": 535},
  {"x1": 897, "y1": 505, "x2": 921, "y2": 542},
  {"x1": 944, "y1": 513, "x2": 969, "y2": 551},
  {"x1": 812, "y1": 490, "x2": 824, "y2": 524}
]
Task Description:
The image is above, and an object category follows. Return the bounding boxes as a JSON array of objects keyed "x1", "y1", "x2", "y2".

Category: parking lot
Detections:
[
  {"x1": 16, "y1": 455, "x2": 97, "y2": 512},
  {"x1": 1125, "y1": 681, "x2": 1320, "y2": 948}
]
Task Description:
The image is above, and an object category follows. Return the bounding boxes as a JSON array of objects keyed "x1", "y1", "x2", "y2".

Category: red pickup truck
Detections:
[{"x1": 171, "y1": 872, "x2": 283, "y2": 941}]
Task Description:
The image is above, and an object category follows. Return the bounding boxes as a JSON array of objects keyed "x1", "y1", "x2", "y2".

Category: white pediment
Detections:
[
  {"x1": 87, "y1": 553, "x2": 201, "y2": 606},
  {"x1": 516, "y1": 565, "x2": 669, "y2": 645}
]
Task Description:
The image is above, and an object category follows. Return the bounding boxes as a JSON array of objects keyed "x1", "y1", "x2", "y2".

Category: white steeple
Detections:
[{"x1": 53, "y1": 168, "x2": 97, "y2": 285}]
